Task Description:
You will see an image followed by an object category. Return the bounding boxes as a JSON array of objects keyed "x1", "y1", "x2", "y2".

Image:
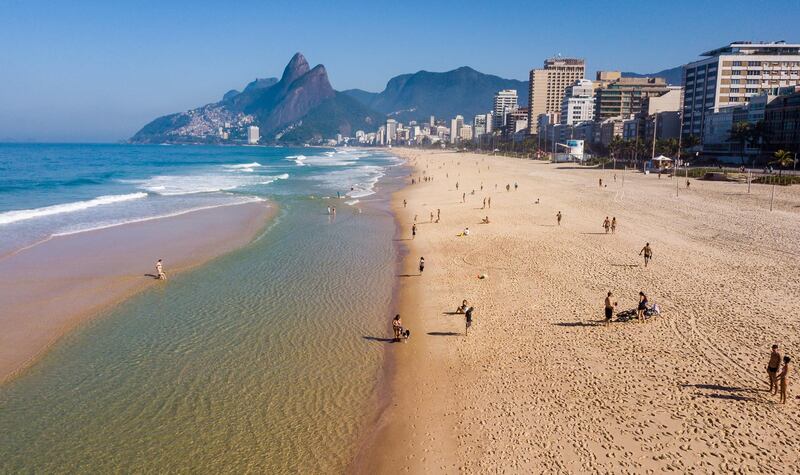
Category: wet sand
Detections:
[
  {"x1": 0, "y1": 201, "x2": 274, "y2": 384},
  {"x1": 361, "y1": 149, "x2": 800, "y2": 472}
]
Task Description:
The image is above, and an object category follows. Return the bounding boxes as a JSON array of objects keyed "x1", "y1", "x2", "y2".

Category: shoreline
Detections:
[
  {"x1": 358, "y1": 148, "x2": 800, "y2": 472},
  {"x1": 0, "y1": 201, "x2": 275, "y2": 384}
]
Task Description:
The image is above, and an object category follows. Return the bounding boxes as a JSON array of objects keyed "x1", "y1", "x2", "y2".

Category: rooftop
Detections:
[{"x1": 701, "y1": 41, "x2": 800, "y2": 57}]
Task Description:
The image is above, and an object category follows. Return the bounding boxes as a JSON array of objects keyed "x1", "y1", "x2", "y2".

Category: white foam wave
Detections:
[
  {"x1": 0, "y1": 193, "x2": 148, "y2": 225},
  {"x1": 224, "y1": 162, "x2": 263, "y2": 169},
  {"x1": 136, "y1": 173, "x2": 288, "y2": 196}
]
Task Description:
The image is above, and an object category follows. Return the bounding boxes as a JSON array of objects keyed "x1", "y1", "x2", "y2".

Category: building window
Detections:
[
  {"x1": 732, "y1": 61, "x2": 742, "y2": 67},
  {"x1": 731, "y1": 79, "x2": 740, "y2": 84},
  {"x1": 747, "y1": 70, "x2": 759, "y2": 76}
]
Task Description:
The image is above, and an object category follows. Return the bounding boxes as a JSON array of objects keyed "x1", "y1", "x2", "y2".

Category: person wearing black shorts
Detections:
[
  {"x1": 768, "y1": 344, "x2": 782, "y2": 394},
  {"x1": 465, "y1": 307, "x2": 473, "y2": 335},
  {"x1": 604, "y1": 291, "x2": 617, "y2": 326}
]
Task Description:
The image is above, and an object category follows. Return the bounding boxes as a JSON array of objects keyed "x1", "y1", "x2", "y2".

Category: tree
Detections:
[
  {"x1": 729, "y1": 121, "x2": 752, "y2": 166},
  {"x1": 682, "y1": 134, "x2": 700, "y2": 158},
  {"x1": 771, "y1": 149, "x2": 795, "y2": 177}
]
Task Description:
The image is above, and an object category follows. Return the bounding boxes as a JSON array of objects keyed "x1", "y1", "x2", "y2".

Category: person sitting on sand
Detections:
[
  {"x1": 603, "y1": 216, "x2": 611, "y2": 233},
  {"x1": 463, "y1": 227, "x2": 470, "y2": 236},
  {"x1": 636, "y1": 291, "x2": 648, "y2": 322},
  {"x1": 604, "y1": 291, "x2": 617, "y2": 326},
  {"x1": 457, "y1": 299, "x2": 469, "y2": 313},
  {"x1": 768, "y1": 344, "x2": 782, "y2": 395},
  {"x1": 155, "y1": 259, "x2": 166, "y2": 280},
  {"x1": 535, "y1": 198, "x2": 540, "y2": 204},
  {"x1": 639, "y1": 243, "x2": 653, "y2": 267},
  {"x1": 392, "y1": 314, "x2": 403, "y2": 342},
  {"x1": 481, "y1": 216, "x2": 490, "y2": 224},
  {"x1": 779, "y1": 356, "x2": 791, "y2": 404},
  {"x1": 557, "y1": 211, "x2": 562, "y2": 226}
]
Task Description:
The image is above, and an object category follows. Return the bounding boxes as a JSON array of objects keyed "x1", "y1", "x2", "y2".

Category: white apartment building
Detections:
[
  {"x1": 450, "y1": 115, "x2": 464, "y2": 143},
  {"x1": 682, "y1": 41, "x2": 800, "y2": 139},
  {"x1": 560, "y1": 79, "x2": 595, "y2": 125},
  {"x1": 493, "y1": 90, "x2": 518, "y2": 129},
  {"x1": 247, "y1": 126, "x2": 260, "y2": 144},
  {"x1": 385, "y1": 119, "x2": 398, "y2": 145}
]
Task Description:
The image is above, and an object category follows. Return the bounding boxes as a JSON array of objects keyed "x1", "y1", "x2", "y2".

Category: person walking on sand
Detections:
[
  {"x1": 768, "y1": 344, "x2": 782, "y2": 394},
  {"x1": 488, "y1": 197, "x2": 491, "y2": 208},
  {"x1": 418, "y1": 257, "x2": 425, "y2": 274},
  {"x1": 506, "y1": 184, "x2": 510, "y2": 192},
  {"x1": 403, "y1": 199, "x2": 407, "y2": 208},
  {"x1": 437, "y1": 208, "x2": 440, "y2": 222},
  {"x1": 557, "y1": 211, "x2": 562, "y2": 226},
  {"x1": 686, "y1": 179, "x2": 691, "y2": 189},
  {"x1": 604, "y1": 291, "x2": 617, "y2": 326},
  {"x1": 430, "y1": 211, "x2": 434, "y2": 223},
  {"x1": 456, "y1": 181, "x2": 459, "y2": 190},
  {"x1": 599, "y1": 178, "x2": 603, "y2": 187},
  {"x1": 514, "y1": 182, "x2": 518, "y2": 191},
  {"x1": 636, "y1": 291, "x2": 648, "y2": 322},
  {"x1": 639, "y1": 243, "x2": 653, "y2": 267},
  {"x1": 482, "y1": 197, "x2": 486, "y2": 209},
  {"x1": 412, "y1": 224, "x2": 416, "y2": 239},
  {"x1": 603, "y1": 216, "x2": 611, "y2": 234},
  {"x1": 155, "y1": 259, "x2": 167, "y2": 280},
  {"x1": 611, "y1": 217, "x2": 617, "y2": 234},
  {"x1": 462, "y1": 192, "x2": 466, "y2": 203},
  {"x1": 392, "y1": 314, "x2": 403, "y2": 342},
  {"x1": 465, "y1": 306, "x2": 474, "y2": 335},
  {"x1": 778, "y1": 356, "x2": 791, "y2": 404}
]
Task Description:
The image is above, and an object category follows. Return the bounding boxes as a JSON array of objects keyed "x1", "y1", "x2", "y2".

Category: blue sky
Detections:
[{"x1": 1, "y1": 0, "x2": 799, "y2": 142}]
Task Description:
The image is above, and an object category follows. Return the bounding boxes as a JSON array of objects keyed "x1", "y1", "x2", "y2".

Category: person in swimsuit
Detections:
[
  {"x1": 392, "y1": 314, "x2": 402, "y2": 342},
  {"x1": 636, "y1": 291, "x2": 648, "y2": 322},
  {"x1": 604, "y1": 291, "x2": 617, "y2": 326},
  {"x1": 418, "y1": 257, "x2": 425, "y2": 274},
  {"x1": 557, "y1": 211, "x2": 562, "y2": 226},
  {"x1": 639, "y1": 243, "x2": 653, "y2": 267},
  {"x1": 611, "y1": 217, "x2": 617, "y2": 234},
  {"x1": 155, "y1": 259, "x2": 166, "y2": 280},
  {"x1": 602, "y1": 217, "x2": 611, "y2": 233},
  {"x1": 412, "y1": 224, "x2": 416, "y2": 239},
  {"x1": 768, "y1": 345, "x2": 782, "y2": 394},
  {"x1": 465, "y1": 306, "x2": 474, "y2": 335},
  {"x1": 778, "y1": 356, "x2": 791, "y2": 404}
]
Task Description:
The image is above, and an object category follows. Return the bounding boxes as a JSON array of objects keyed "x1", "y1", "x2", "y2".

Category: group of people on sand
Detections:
[
  {"x1": 602, "y1": 216, "x2": 617, "y2": 234},
  {"x1": 767, "y1": 345, "x2": 793, "y2": 404},
  {"x1": 603, "y1": 290, "x2": 657, "y2": 325},
  {"x1": 456, "y1": 300, "x2": 475, "y2": 335}
]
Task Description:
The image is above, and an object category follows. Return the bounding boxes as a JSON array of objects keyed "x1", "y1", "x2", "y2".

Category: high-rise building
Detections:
[
  {"x1": 385, "y1": 119, "x2": 398, "y2": 144},
  {"x1": 247, "y1": 126, "x2": 260, "y2": 144},
  {"x1": 561, "y1": 80, "x2": 595, "y2": 125},
  {"x1": 430, "y1": 115, "x2": 435, "y2": 127},
  {"x1": 528, "y1": 57, "x2": 586, "y2": 133},
  {"x1": 493, "y1": 90, "x2": 518, "y2": 129},
  {"x1": 682, "y1": 41, "x2": 800, "y2": 140},
  {"x1": 449, "y1": 115, "x2": 464, "y2": 143},
  {"x1": 594, "y1": 74, "x2": 671, "y2": 120}
]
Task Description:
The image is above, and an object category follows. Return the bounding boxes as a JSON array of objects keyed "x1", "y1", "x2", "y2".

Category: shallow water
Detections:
[{"x1": 0, "y1": 146, "x2": 404, "y2": 473}]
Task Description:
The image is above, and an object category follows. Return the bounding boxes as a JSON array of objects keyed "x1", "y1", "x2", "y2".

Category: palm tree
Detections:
[
  {"x1": 771, "y1": 149, "x2": 795, "y2": 177},
  {"x1": 729, "y1": 121, "x2": 752, "y2": 166}
]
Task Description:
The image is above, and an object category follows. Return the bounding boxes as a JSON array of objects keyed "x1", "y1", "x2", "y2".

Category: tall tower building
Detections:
[
  {"x1": 385, "y1": 119, "x2": 398, "y2": 145},
  {"x1": 682, "y1": 41, "x2": 800, "y2": 139},
  {"x1": 527, "y1": 57, "x2": 586, "y2": 133},
  {"x1": 561, "y1": 79, "x2": 595, "y2": 125},
  {"x1": 493, "y1": 89, "x2": 518, "y2": 129},
  {"x1": 450, "y1": 115, "x2": 464, "y2": 143}
]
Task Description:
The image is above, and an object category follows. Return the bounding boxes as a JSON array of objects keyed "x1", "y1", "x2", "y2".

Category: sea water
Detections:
[{"x1": 0, "y1": 144, "x2": 405, "y2": 472}]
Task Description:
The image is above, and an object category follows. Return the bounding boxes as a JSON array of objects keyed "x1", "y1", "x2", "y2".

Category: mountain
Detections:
[
  {"x1": 344, "y1": 67, "x2": 528, "y2": 123},
  {"x1": 622, "y1": 66, "x2": 683, "y2": 86},
  {"x1": 130, "y1": 53, "x2": 382, "y2": 144}
]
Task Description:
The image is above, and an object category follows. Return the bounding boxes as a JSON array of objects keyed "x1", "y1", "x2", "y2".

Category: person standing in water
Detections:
[
  {"x1": 778, "y1": 356, "x2": 791, "y2": 404},
  {"x1": 602, "y1": 217, "x2": 611, "y2": 234},
  {"x1": 155, "y1": 259, "x2": 167, "y2": 280},
  {"x1": 768, "y1": 344, "x2": 782, "y2": 394},
  {"x1": 639, "y1": 243, "x2": 653, "y2": 267},
  {"x1": 418, "y1": 257, "x2": 425, "y2": 274},
  {"x1": 611, "y1": 217, "x2": 617, "y2": 234},
  {"x1": 557, "y1": 211, "x2": 562, "y2": 226}
]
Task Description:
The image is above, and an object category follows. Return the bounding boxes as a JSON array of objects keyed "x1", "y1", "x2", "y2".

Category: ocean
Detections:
[{"x1": 0, "y1": 143, "x2": 405, "y2": 472}]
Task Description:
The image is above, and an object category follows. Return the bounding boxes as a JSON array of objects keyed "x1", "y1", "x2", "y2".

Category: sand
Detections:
[
  {"x1": 0, "y1": 201, "x2": 274, "y2": 384},
  {"x1": 360, "y1": 149, "x2": 800, "y2": 473}
]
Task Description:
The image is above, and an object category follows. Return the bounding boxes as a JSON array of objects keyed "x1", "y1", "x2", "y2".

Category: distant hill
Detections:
[
  {"x1": 130, "y1": 54, "x2": 384, "y2": 144},
  {"x1": 344, "y1": 67, "x2": 528, "y2": 123},
  {"x1": 622, "y1": 66, "x2": 683, "y2": 86}
]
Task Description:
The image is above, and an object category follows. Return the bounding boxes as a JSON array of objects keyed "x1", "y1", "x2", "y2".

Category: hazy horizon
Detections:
[{"x1": 2, "y1": 0, "x2": 799, "y2": 142}]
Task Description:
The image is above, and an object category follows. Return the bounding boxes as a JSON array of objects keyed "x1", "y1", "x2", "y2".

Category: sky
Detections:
[{"x1": 1, "y1": 0, "x2": 799, "y2": 142}]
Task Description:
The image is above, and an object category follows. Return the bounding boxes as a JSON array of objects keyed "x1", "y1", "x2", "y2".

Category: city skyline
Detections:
[{"x1": 2, "y1": 0, "x2": 800, "y2": 141}]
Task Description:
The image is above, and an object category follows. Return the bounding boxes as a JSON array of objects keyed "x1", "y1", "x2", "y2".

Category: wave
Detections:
[
  {"x1": 136, "y1": 173, "x2": 288, "y2": 196},
  {"x1": 0, "y1": 193, "x2": 148, "y2": 225},
  {"x1": 286, "y1": 155, "x2": 307, "y2": 166},
  {"x1": 224, "y1": 162, "x2": 263, "y2": 172}
]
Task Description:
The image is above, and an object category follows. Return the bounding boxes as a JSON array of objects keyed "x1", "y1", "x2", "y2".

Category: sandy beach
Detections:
[
  {"x1": 0, "y1": 201, "x2": 273, "y2": 384},
  {"x1": 361, "y1": 149, "x2": 800, "y2": 473}
]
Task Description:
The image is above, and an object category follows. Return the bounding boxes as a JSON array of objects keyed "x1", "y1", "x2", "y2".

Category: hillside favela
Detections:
[{"x1": 1, "y1": 2, "x2": 798, "y2": 473}]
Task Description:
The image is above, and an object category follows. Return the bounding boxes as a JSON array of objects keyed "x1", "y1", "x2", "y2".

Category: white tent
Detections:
[{"x1": 653, "y1": 155, "x2": 673, "y2": 162}]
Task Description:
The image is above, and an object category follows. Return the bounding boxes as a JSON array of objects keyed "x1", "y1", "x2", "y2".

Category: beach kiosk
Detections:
[{"x1": 651, "y1": 155, "x2": 674, "y2": 171}]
